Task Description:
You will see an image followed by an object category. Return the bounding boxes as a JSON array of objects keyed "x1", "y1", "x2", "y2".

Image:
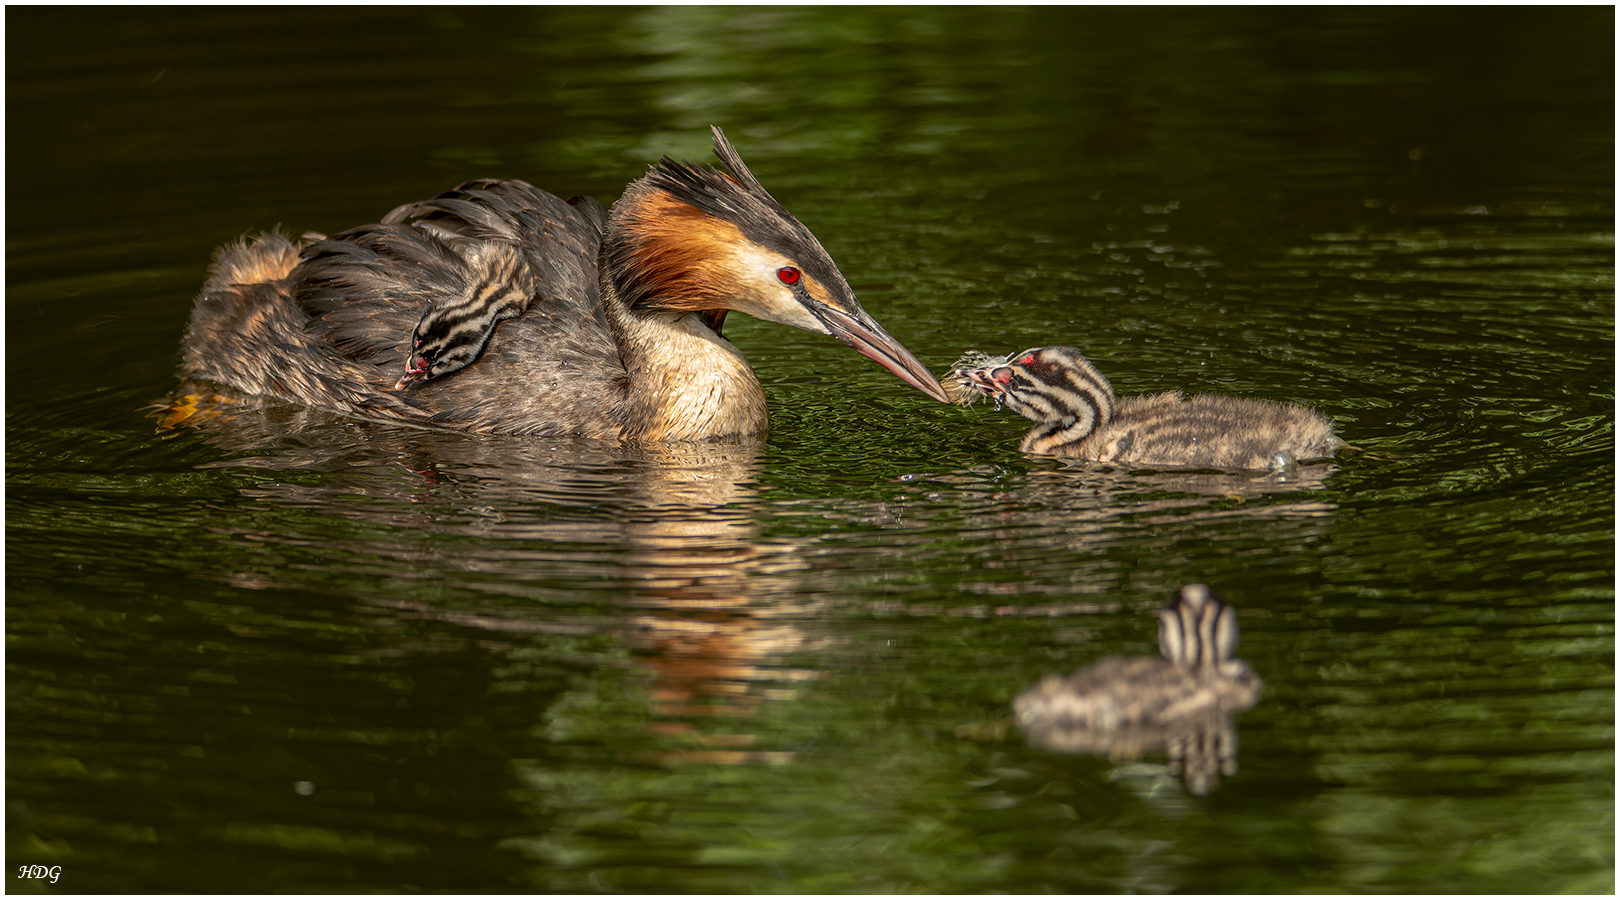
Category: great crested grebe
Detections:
[
  {"x1": 1014, "y1": 584, "x2": 1261, "y2": 735},
  {"x1": 945, "y1": 346, "x2": 1342, "y2": 469},
  {"x1": 176, "y1": 127, "x2": 950, "y2": 439}
]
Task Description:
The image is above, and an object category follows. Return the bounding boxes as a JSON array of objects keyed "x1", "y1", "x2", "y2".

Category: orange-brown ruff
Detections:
[
  {"x1": 176, "y1": 127, "x2": 948, "y2": 439},
  {"x1": 946, "y1": 346, "x2": 1342, "y2": 469}
]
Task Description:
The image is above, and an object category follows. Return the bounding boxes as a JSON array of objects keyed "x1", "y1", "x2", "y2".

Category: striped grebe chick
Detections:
[
  {"x1": 946, "y1": 346, "x2": 1342, "y2": 469},
  {"x1": 1014, "y1": 583, "x2": 1261, "y2": 735}
]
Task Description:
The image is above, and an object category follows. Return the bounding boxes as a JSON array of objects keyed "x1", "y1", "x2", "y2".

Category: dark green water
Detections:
[{"x1": 7, "y1": 7, "x2": 1613, "y2": 893}]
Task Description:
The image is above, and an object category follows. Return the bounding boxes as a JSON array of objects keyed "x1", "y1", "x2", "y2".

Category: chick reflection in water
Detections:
[{"x1": 1016, "y1": 584, "x2": 1261, "y2": 795}]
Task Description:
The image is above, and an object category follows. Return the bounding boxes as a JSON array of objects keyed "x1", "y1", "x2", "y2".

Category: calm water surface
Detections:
[{"x1": 7, "y1": 7, "x2": 1613, "y2": 893}]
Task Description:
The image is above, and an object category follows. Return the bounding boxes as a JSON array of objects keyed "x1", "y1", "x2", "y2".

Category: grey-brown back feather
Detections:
[
  {"x1": 180, "y1": 179, "x2": 629, "y2": 436},
  {"x1": 295, "y1": 224, "x2": 470, "y2": 366},
  {"x1": 182, "y1": 232, "x2": 422, "y2": 419}
]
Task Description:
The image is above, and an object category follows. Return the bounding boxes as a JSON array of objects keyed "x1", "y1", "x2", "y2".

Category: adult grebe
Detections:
[{"x1": 177, "y1": 127, "x2": 949, "y2": 438}]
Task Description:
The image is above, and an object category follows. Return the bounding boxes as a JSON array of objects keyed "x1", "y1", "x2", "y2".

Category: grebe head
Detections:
[
  {"x1": 1158, "y1": 583, "x2": 1240, "y2": 672},
  {"x1": 604, "y1": 126, "x2": 949, "y2": 403},
  {"x1": 948, "y1": 346, "x2": 1115, "y2": 426}
]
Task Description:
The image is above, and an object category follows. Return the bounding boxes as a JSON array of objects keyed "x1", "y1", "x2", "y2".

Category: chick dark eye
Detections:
[{"x1": 776, "y1": 266, "x2": 801, "y2": 286}]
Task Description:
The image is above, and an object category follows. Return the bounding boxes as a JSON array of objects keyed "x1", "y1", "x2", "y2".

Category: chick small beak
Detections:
[
  {"x1": 812, "y1": 303, "x2": 952, "y2": 403},
  {"x1": 968, "y1": 368, "x2": 1006, "y2": 394}
]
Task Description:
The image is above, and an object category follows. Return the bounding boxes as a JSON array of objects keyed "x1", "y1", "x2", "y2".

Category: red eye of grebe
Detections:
[
  {"x1": 777, "y1": 266, "x2": 801, "y2": 286},
  {"x1": 1020, "y1": 354, "x2": 1036, "y2": 365}
]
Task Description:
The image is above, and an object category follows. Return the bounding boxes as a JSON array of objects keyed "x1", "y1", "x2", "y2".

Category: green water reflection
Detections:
[{"x1": 7, "y1": 5, "x2": 1613, "y2": 893}]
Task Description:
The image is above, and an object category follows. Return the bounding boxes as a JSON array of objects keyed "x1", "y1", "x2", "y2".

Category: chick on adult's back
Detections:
[{"x1": 177, "y1": 127, "x2": 949, "y2": 439}]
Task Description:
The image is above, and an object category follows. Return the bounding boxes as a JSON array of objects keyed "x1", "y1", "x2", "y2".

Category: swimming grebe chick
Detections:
[
  {"x1": 1014, "y1": 583, "x2": 1261, "y2": 735},
  {"x1": 946, "y1": 346, "x2": 1342, "y2": 469},
  {"x1": 177, "y1": 127, "x2": 950, "y2": 439}
]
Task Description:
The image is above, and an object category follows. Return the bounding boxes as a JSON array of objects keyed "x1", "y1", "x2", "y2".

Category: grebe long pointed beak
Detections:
[{"x1": 811, "y1": 303, "x2": 951, "y2": 403}]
